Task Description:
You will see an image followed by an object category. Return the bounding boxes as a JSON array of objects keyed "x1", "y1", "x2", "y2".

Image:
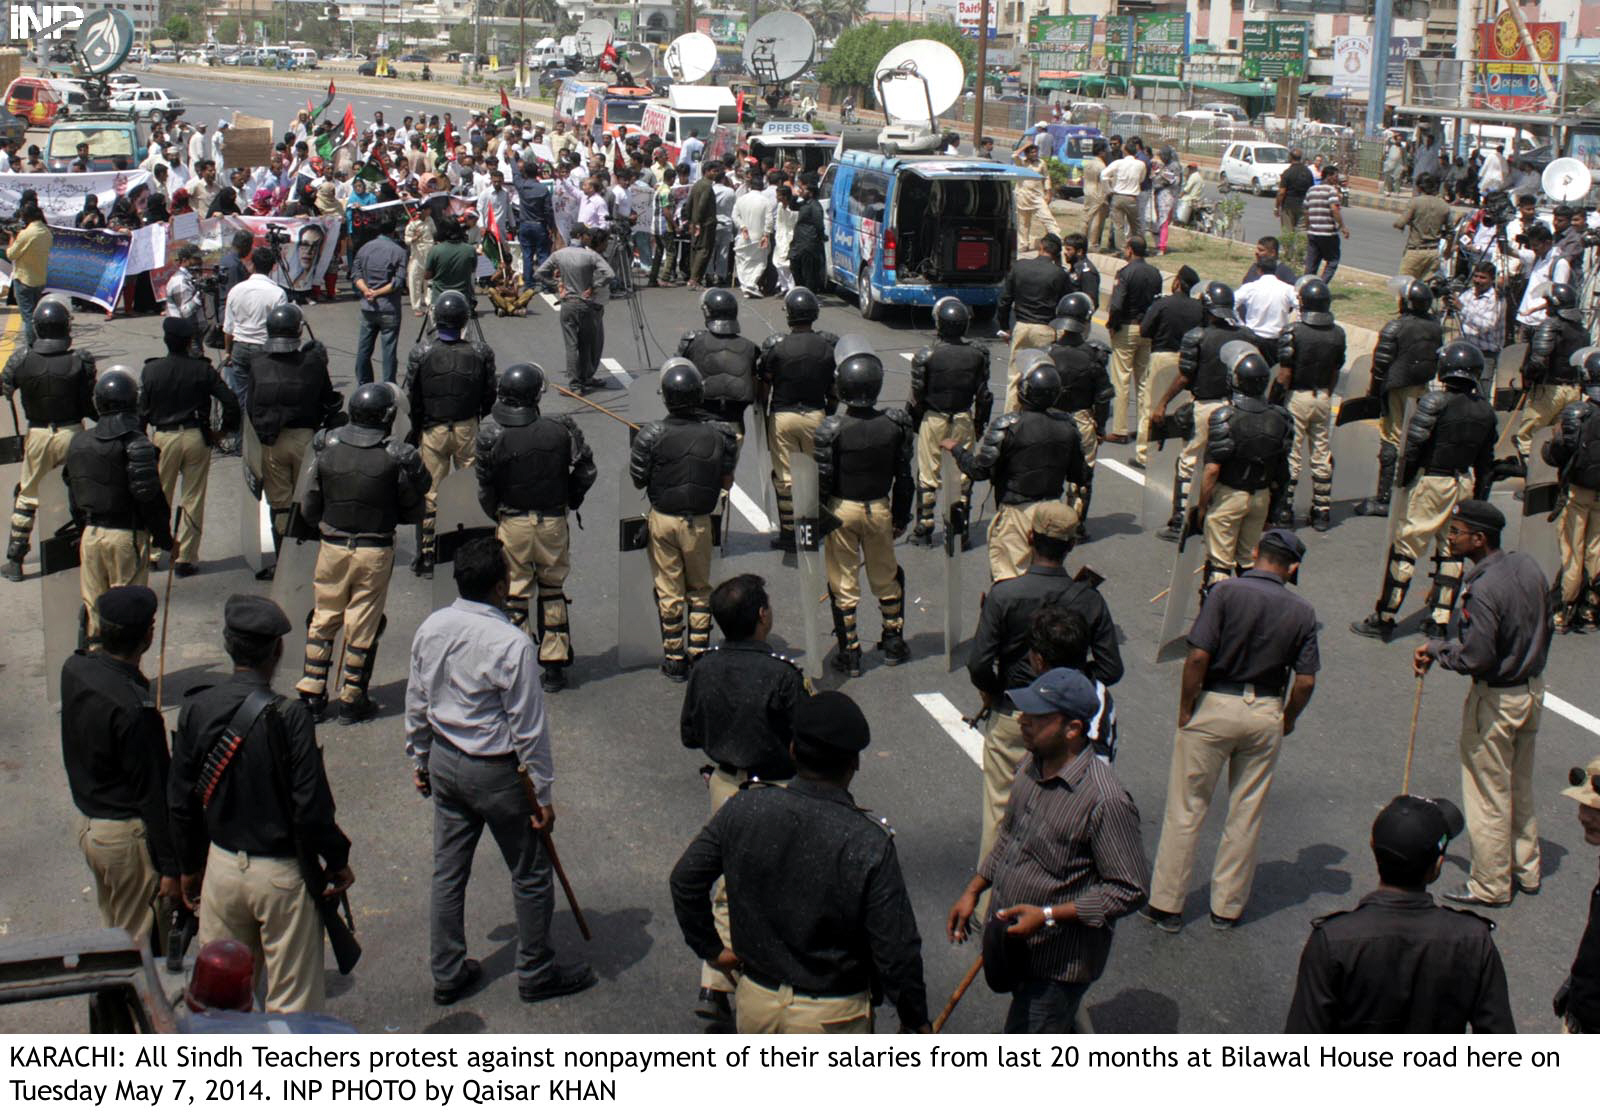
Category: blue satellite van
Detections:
[{"x1": 819, "y1": 150, "x2": 1042, "y2": 320}]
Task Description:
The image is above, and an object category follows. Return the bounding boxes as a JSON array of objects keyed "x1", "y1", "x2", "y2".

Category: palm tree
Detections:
[{"x1": 804, "y1": 0, "x2": 848, "y2": 42}]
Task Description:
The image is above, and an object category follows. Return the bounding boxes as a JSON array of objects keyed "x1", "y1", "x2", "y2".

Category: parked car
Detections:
[
  {"x1": 1205, "y1": 125, "x2": 1269, "y2": 144},
  {"x1": 3, "y1": 77, "x2": 65, "y2": 127},
  {"x1": 1109, "y1": 111, "x2": 1162, "y2": 132},
  {"x1": 106, "y1": 73, "x2": 140, "y2": 91},
  {"x1": 399, "y1": 52, "x2": 431, "y2": 62},
  {"x1": 1219, "y1": 141, "x2": 1293, "y2": 195},
  {"x1": 1171, "y1": 109, "x2": 1233, "y2": 129},
  {"x1": 356, "y1": 60, "x2": 398, "y2": 78},
  {"x1": 0, "y1": 106, "x2": 26, "y2": 148},
  {"x1": 179, "y1": 51, "x2": 207, "y2": 65},
  {"x1": 151, "y1": 50, "x2": 177, "y2": 63},
  {"x1": 1199, "y1": 101, "x2": 1249, "y2": 122},
  {"x1": 108, "y1": 86, "x2": 184, "y2": 122}
]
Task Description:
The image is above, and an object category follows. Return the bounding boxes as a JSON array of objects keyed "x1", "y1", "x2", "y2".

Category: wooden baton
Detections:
[
  {"x1": 155, "y1": 510, "x2": 182, "y2": 711},
  {"x1": 932, "y1": 953, "x2": 984, "y2": 1034},
  {"x1": 553, "y1": 383, "x2": 639, "y2": 430},
  {"x1": 1402, "y1": 671, "x2": 1425, "y2": 795},
  {"x1": 517, "y1": 764, "x2": 592, "y2": 941}
]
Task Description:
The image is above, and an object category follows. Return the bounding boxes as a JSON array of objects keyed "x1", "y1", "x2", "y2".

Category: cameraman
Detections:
[
  {"x1": 223, "y1": 246, "x2": 290, "y2": 412},
  {"x1": 164, "y1": 244, "x2": 207, "y2": 356},
  {"x1": 1513, "y1": 223, "x2": 1571, "y2": 337},
  {"x1": 1452, "y1": 261, "x2": 1505, "y2": 399},
  {"x1": 5, "y1": 202, "x2": 51, "y2": 348}
]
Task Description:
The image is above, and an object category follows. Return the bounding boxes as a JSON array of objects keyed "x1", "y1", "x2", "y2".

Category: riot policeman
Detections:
[
  {"x1": 403, "y1": 290, "x2": 496, "y2": 577},
  {"x1": 474, "y1": 362, "x2": 598, "y2": 692},
  {"x1": 1354, "y1": 279, "x2": 1443, "y2": 517},
  {"x1": 757, "y1": 287, "x2": 837, "y2": 550},
  {"x1": 1152, "y1": 282, "x2": 1257, "y2": 541},
  {"x1": 1047, "y1": 291, "x2": 1112, "y2": 538},
  {"x1": 1511, "y1": 281, "x2": 1588, "y2": 466},
  {"x1": 1540, "y1": 347, "x2": 1600, "y2": 631},
  {"x1": 678, "y1": 288, "x2": 760, "y2": 442},
  {"x1": 1195, "y1": 343, "x2": 1293, "y2": 595},
  {"x1": 629, "y1": 360, "x2": 740, "y2": 681},
  {"x1": 66, "y1": 369, "x2": 173, "y2": 643},
  {"x1": 1353, "y1": 341, "x2": 1498, "y2": 641},
  {"x1": 247, "y1": 304, "x2": 342, "y2": 574},
  {"x1": 2, "y1": 299, "x2": 97, "y2": 581},
  {"x1": 293, "y1": 384, "x2": 430, "y2": 724},
  {"x1": 139, "y1": 317, "x2": 241, "y2": 577},
  {"x1": 908, "y1": 296, "x2": 992, "y2": 546},
  {"x1": 1273, "y1": 278, "x2": 1346, "y2": 532},
  {"x1": 814, "y1": 352, "x2": 915, "y2": 676},
  {"x1": 950, "y1": 354, "x2": 1089, "y2": 583}
]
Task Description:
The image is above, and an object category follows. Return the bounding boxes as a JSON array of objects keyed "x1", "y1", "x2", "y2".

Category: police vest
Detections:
[
  {"x1": 67, "y1": 419, "x2": 139, "y2": 526},
  {"x1": 688, "y1": 334, "x2": 759, "y2": 413},
  {"x1": 767, "y1": 333, "x2": 835, "y2": 412},
  {"x1": 921, "y1": 341, "x2": 987, "y2": 414},
  {"x1": 1192, "y1": 326, "x2": 1243, "y2": 401},
  {"x1": 1286, "y1": 322, "x2": 1344, "y2": 392},
  {"x1": 15, "y1": 349, "x2": 92, "y2": 426},
  {"x1": 1569, "y1": 404, "x2": 1600, "y2": 490},
  {"x1": 140, "y1": 354, "x2": 216, "y2": 428},
  {"x1": 996, "y1": 411, "x2": 1078, "y2": 504},
  {"x1": 1216, "y1": 398, "x2": 1289, "y2": 492},
  {"x1": 1421, "y1": 392, "x2": 1498, "y2": 474},
  {"x1": 491, "y1": 413, "x2": 573, "y2": 514},
  {"x1": 249, "y1": 352, "x2": 329, "y2": 439},
  {"x1": 1049, "y1": 341, "x2": 1103, "y2": 413},
  {"x1": 833, "y1": 411, "x2": 903, "y2": 502},
  {"x1": 1387, "y1": 316, "x2": 1444, "y2": 390},
  {"x1": 1550, "y1": 319, "x2": 1589, "y2": 384},
  {"x1": 417, "y1": 340, "x2": 488, "y2": 426},
  {"x1": 317, "y1": 436, "x2": 402, "y2": 536},
  {"x1": 648, "y1": 417, "x2": 725, "y2": 516}
]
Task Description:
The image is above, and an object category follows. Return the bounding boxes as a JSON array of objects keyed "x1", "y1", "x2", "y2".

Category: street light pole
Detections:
[
  {"x1": 519, "y1": 3, "x2": 527, "y2": 96},
  {"x1": 1366, "y1": 0, "x2": 1392, "y2": 137},
  {"x1": 973, "y1": 0, "x2": 989, "y2": 147}
]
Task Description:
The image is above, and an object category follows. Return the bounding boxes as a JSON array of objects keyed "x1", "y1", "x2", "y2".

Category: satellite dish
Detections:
[
  {"x1": 74, "y1": 10, "x2": 135, "y2": 76},
  {"x1": 620, "y1": 42, "x2": 654, "y2": 79},
  {"x1": 664, "y1": 33, "x2": 716, "y2": 84},
  {"x1": 575, "y1": 18, "x2": 614, "y2": 64},
  {"x1": 875, "y1": 39, "x2": 964, "y2": 126},
  {"x1": 1542, "y1": 157, "x2": 1593, "y2": 203},
  {"x1": 743, "y1": 13, "x2": 816, "y2": 86}
]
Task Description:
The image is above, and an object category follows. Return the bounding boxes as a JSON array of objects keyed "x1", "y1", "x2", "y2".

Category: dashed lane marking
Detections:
[
  {"x1": 914, "y1": 692, "x2": 984, "y2": 767},
  {"x1": 599, "y1": 357, "x2": 631, "y2": 386},
  {"x1": 1098, "y1": 458, "x2": 1148, "y2": 487},
  {"x1": 729, "y1": 485, "x2": 771, "y2": 533}
]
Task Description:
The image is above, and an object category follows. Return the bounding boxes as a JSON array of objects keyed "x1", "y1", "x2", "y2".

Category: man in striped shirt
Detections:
[{"x1": 1302, "y1": 165, "x2": 1350, "y2": 284}]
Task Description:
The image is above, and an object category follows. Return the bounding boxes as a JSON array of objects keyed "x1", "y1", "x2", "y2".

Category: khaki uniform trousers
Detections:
[
  {"x1": 1459, "y1": 677, "x2": 1543, "y2": 905},
  {"x1": 80, "y1": 526, "x2": 151, "y2": 640},
  {"x1": 735, "y1": 978, "x2": 872, "y2": 1035},
  {"x1": 1176, "y1": 400, "x2": 1226, "y2": 486},
  {"x1": 824, "y1": 498, "x2": 904, "y2": 649},
  {"x1": 1286, "y1": 389, "x2": 1333, "y2": 489},
  {"x1": 916, "y1": 411, "x2": 975, "y2": 490},
  {"x1": 1399, "y1": 248, "x2": 1440, "y2": 280},
  {"x1": 498, "y1": 513, "x2": 572, "y2": 665},
  {"x1": 1203, "y1": 485, "x2": 1269, "y2": 584},
  {"x1": 8, "y1": 425, "x2": 77, "y2": 553},
  {"x1": 153, "y1": 428, "x2": 211, "y2": 564},
  {"x1": 297, "y1": 542, "x2": 395, "y2": 704},
  {"x1": 260, "y1": 427, "x2": 315, "y2": 531},
  {"x1": 768, "y1": 409, "x2": 823, "y2": 535},
  {"x1": 198, "y1": 844, "x2": 325, "y2": 1014},
  {"x1": 1140, "y1": 352, "x2": 1181, "y2": 465},
  {"x1": 647, "y1": 508, "x2": 714, "y2": 662},
  {"x1": 77, "y1": 815, "x2": 159, "y2": 945},
  {"x1": 1513, "y1": 382, "x2": 1582, "y2": 460},
  {"x1": 701, "y1": 767, "x2": 788, "y2": 994},
  {"x1": 1073, "y1": 410, "x2": 1099, "y2": 470},
  {"x1": 1557, "y1": 484, "x2": 1600, "y2": 606},
  {"x1": 1148, "y1": 690, "x2": 1285, "y2": 920},
  {"x1": 979, "y1": 710, "x2": 1027, "y2": 869},
  {"x1": 1378, "y1": 385, "x2": 1426, "y2": 450},
  {"x1": 1109, "y1": 325, "x2": 1152, "y2": 440},
  {"x1": 1393, "y1": 474, "x2": 1469, "y2": 562},
  {"x1": 1006, "y1": 323, "x2": 1059, "y2": 413},
  {"x1": 1014, "y1": 187, "x2": 1061, "y2": 255},
  {"x1": 1083, "y1": 190, "x2": 1109, "y2": 250},
  {"x1": 420, "y1": 419, "x2": 478, "y2": 515}
]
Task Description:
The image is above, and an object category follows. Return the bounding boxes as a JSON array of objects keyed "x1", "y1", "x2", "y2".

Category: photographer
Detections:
[
  {"x1": 5, "y1": 202, "x2": 51, "y2": 348},
  {"x1": 1452, "y1": 262, "x2": 1506, "y2": 399},
  {"x1": 223, "y1": 246, "x2": 290, "y2": 412},
  {"x1": 1513, "y1": 223, "x2": 1571, "y2": 336},
  {"x1": 163, "y1": 244, "x2": 207, "y2": 356}
]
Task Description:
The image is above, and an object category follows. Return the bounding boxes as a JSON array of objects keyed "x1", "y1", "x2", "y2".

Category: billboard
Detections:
[
  {"x1": 1027, "y1": 14, "x2": 1096, "y2": 72},
  {"x1": 956, "y1": 0, "x2": 998, "y2": 40},
  {"x1": 1332, "y1": 35, "x2": 1371, "y2": 91},
  {"x1": 1133, "y1": 13, "x2": 1189, "y2": 78},
  {"x1": 1471, "y1": 11, "x2": 1560, "y2": 111},
  {"x1": 1240, "y1": 20, "x2": 1310, "y2": 80}
]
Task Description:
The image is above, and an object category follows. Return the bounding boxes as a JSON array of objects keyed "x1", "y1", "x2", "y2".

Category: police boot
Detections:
[
  {"x1": 3, "y1": 511, "x2": 30, "y2": 580},
  {"x1": 1309, "y1": 469, "x2": 1333, "y2": 533},
  {"x1": 1351, "y1": 548, "x2": 1412, "y2": 641},
  {"x1": 829, "y1": 594, "x2": 862, "y2": 677},
  {"x1": 338, "y1": 635, "x2": 383, "y2": 725},
  {"x1": 1422, "y1": 552, "x2": 1464, "y2": 639},
  {"x1": 878, "y1": 567, "x2": 909, "y2": 665},
  {"x1": 910, "y1": 486, "x2": 936, "y2": 546},
  {"x1": 772, "y1": 482, "x2": 796, "y2": 551},
  {"x1": 256, "y1": 515, "x2": 285, "y2": 581},
  {"x1": 1353, "y1": 444, "x2": 1396, "y2": 517},
  {"x1": 1157, "y1": 472, "x2": 1190, "y2": 542},
  {"x1": 1269, "y1": 476, "x2": 1296, "y2": 528},
  {"x1": 411, "y1": 522, "x2": 435, "y2": 578},
  {"x1": 657, "y1": 590, "x2": 691, "y2": 682},
  {"x1": 1577, "y1": 575, "x2": 1600, "y2": 632}
]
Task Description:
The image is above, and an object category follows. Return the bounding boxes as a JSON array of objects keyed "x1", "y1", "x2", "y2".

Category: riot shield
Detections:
[
  {"x1": 1518, "y1": 427, "x2": 1561, "y2": 581},
  {"x1": 1493, "y1": 343, "x2": 1528, "y2": 411},
  {"x1": 616, "y1": 373, "x2": 666, "y2": 671},
  {"x1": 1332, "y1": 354, "x2": 1371, "y2": 401},
  {"x1": 1330, "y1": 398, "x2": 1382, "y2": 505},
  {"x1": 1140, "y1": 415, "x2": 1186, "y2": 531},
  {"x1": 37, "y1": 469, "x2": 80, "y2": 705},
  {"x1": 789, "y1": 453, "x2": 827, "y2": 680},
  {"x1": 431, "y1": 468, "x2": 497, "y2": 612},
  {"x1": 1154, "y1": 481, "x2": 1203, "y2": 663},
  {"x1": 238, "y1": 418, "x2": 273, "y2": 574},
  {"x1": 940, "y1": 448, "x2": 965, "y2": 670},
  {"x1": 270, "y1": 448, "x2": 322, "y2": 647},
  {"x1": 747, "y1": 402, "x2": 776, "y2": 523}
]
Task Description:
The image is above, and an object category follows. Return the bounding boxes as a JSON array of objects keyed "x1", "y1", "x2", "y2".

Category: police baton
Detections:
[
  {"x1": 1402, "y1": 671, "x2": 1425, "y2": 795},
  {"x1": 552, "y1": 383, "x2": 639, "y2": 431},
  {"x1": 155, "y1": 509, "x2": 184, "y2": 711},
  {"x1": 516, "y1": 764, "x2": 592, "y2": 941},
  {"x1": 932, "y1": 953, "x2": 984, "y2": 1033}
]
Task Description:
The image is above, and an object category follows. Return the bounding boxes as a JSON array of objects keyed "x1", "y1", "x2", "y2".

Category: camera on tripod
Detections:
[{"x1": 264, "y1": 223, "x2": 291, "y2": 247}]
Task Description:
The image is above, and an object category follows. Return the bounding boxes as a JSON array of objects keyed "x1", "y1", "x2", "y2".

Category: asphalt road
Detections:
[{"x1": 0, "y1": 73, "x2": 1595, "y2": 1036}]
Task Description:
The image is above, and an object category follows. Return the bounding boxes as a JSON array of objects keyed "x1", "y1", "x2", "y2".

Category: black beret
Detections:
[
  {"x1": 223, "y1": 594, "x2": 291, "y2": 639},
  {"x1": 97, "y1": 585, "x2": 158, "y2": 629},
  {"x1": 1452, "y1": 499, "x2": 1505, "y2": 534},
  {"x1": 1258, "y1": 526, "x2": 1306, "y2": 561},
  {"x1": 163, "y1": 316, "x2": 197, "y2": 341},
  {"x1": 793, "y1": 691, "x2": 871, "y2": 756}
]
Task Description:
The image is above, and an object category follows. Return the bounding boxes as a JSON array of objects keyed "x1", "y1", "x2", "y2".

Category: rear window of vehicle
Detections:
[
  {"x1": 1254, "y1": 146, "x2": 1291, "y2": 163},
  {"x1": 48, "y1": 126, "x2": 135, "y2": 165},
  {"x1": 848, "y1": 172, "x2": 887, "y2": 221}
]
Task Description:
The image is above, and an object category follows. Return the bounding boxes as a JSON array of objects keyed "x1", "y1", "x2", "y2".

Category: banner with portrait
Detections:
[
  {"x1": 199, "y1": 214, "x2": 344, "y2": 292},
  {"x1": 0, "y1": 170, "x2": 154, "y2": 225}
]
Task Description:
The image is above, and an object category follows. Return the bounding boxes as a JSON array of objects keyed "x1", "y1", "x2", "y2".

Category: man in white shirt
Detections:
[
  {"x1": 681, "y1": 130, "x2": 705, "y2": 183},
  {"x1": 709, "y1": 175, "x2": 737, "y2": 286},
  {"x1": 1515, "y1": 225, "x2": 1572, "y2": 332},
  {"x1": 1235, "y1": 271, "x2": 1299, "y2": 344},
  {"x1": 477, "y1": 168, "x2": 517, "y2": 236},
  {"x1": 577, "y1": 177, "x2": 609, "y2": 229},
  {"x1": 211, "y1": 120, "x2": 229, "y2": 173},
  {"x1": 1103, "y1": 151, "x2": 1147, "y2": 248},
  {"x1": 733, "y1": 175, "x2": 776, "y2": 296},
  {"x1": 404, "y1": 537, "x2": 597, "y2": 1007},
  {"x1": 221, "y1": 246, "x2": 289, "y2": 410},
  {"x1": 1478, "y1": 144, "x2": 1509, "y2": 197},
  {"x1": 187, "y1": 122, "x2": 209, "y2": 168}
]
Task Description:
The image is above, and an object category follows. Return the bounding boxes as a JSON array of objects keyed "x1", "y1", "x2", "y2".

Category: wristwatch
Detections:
[{"x1": 1042, "y1": 906, "x2": 1057, "y2": 929}]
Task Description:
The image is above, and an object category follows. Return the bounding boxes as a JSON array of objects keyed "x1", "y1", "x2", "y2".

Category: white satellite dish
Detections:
[
  {"x1": 620, "y1": 42, "x2": 654, "y2": 79},
  {"x1": 575, "y1": 18, "x2": 614, "y2": 64},
  {"x1": 875, "y1": 39, "x2": 964, "y2": 127},
  {"x1": 1542, "y1": 157, "x2": 1593, "y2": 203},
  {"x1": 664, "y1": 32, "x2": 717, "y2": 84},
  {"x1": 743, "y1": 13, "x2": 816, "y2": 86}
]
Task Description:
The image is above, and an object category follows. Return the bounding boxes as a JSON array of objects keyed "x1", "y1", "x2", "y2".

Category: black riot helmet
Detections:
[
  {"x1": 1016, "y1": 351, "x2": 1062, "y2": 411},
  {"x1": 433, "y1": 289, "x2": 471, "y2": 331},
  {"x1": 1221, "y1": 341, "x2": 1271, "y2": 398},
  {"x1": 1394, "y1": 277, "x2": 1432, "y2": 316},
  {"x1": 701, "y1": 288, "x2": 740, "y2": 336},
  {"x1": 498, "y1": 362, "x2": 546, "y2": 407},
  {"x1": 34, "y1": 298, "x2": 71, "y2": 340},
  {"x1": 93, "y1": 367, "x2": 139, "y2": 415},
  {"x1": 1547, "y1": 281, "x2": 1582, "y2": 323},
  {"x1": 659, "y1": 357, "x2": 704, "y2": 410},
  {"x1": 784, "y1": 286, "x2": 819, "y2": 325},
  {"x1": 348, "y1": 382, "x2": 398, "y2": 431},
  {"x1": 1438, "y1": 340, "x2": 1486, "y2": 390},
  {"x1": 1573, "y1": 346, "x2": 1600, "y2": 391},
  {"x1": 1201, "y1": 281, "x2": 1239, "y2": 325},
  {"x1": 934, "y1": 296, "x2": 970, "y2": 340},
  {"x1": 264, "y1": 303, "x2": 304, "y2": 353},
  {"x1": 1050, "y1": 291, "x2": 1094, "y2": 336},
  {"x1": 1297, "y1": 276, "x2": 1334, "y2": 326},
  {"x1": 836, "y1": 353, "x2": 885, "y2": 407}
]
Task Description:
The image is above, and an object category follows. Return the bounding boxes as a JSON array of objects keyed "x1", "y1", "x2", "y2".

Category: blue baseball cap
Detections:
[{"x1": 1006, "y1": 667, "x2": 1099, "y2": 721}]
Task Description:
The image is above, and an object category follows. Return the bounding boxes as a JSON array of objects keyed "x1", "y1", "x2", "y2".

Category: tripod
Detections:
[
  {"x1": 597, "y1": 223, "x2": 653, "y2": 372},
  {"x1": 413, "y1": 296, "x2": 489, "y2": 349}
]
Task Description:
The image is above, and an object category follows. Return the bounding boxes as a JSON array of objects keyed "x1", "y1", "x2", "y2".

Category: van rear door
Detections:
[{"x1": 888, "y1": 161, "x2": 1035, "y2": 285}]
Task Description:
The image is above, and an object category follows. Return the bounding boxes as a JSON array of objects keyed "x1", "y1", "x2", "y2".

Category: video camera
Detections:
[
  {"x1": 1428, "y1": 273, "x2": 1468, "y2": 300},
  {"x1": 264, "y1": 223, "x2": 291, "y2": 247}
]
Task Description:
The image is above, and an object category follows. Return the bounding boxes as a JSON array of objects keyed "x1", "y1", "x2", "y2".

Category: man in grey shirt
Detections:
[
  {"x1": 1415, "y1": 500, "x2": 1552, "y2": 909},
  {"x1": 534, "y1": 224, "x2": 615, "y2": 394},
  {"x1": 404, "y1": 537, "x2": 597, "y2": 1006},
  {"x1": 351, "y1": 214, "x2": 407, "y2": 385}
]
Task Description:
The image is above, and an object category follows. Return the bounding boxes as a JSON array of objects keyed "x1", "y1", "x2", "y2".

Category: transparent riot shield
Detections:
[
  {"x1": 789, "y1": 453, "x2": 827, "y2": 680},
  {"x1": 747, "y1": 402, "x2": 776, "y2": 523},
  {"x1": 238, "y1": 418, "x2": 273, "y2": 574},
  {"x1": 1140, "y1": 422, "x2": 1185, "y2": 531},
  {"x1": 431, "y1": 468, "x2": 497, "y2": 612},
  {"x1": 38, "y1": 468, "x2": 80, "y2": 705},
  {"x1": 387, "y1": 383, "x2": 411, "y2": 447},
  {"x1": 1154, "y1": 479, "x2": 1203, "y2": 663},
  {"x1": 616, "y1": 373, "x2": 666, "y2": 671},
  {"x1": 1494, "y1": 343, "x2": 1528, "y2": 411},
  {"x1": 271, "y1": 448, "x2": 322, "y2": 646},
  {"x1": 940, "y1": 448, "x2": 965, "y2": 670},
  {"x1": 1518, "y1": 427, "x2": 1562, "y2": 582},
  {"x1": 1330, "y1": 399, "x2": 1382, "y2": 506}
]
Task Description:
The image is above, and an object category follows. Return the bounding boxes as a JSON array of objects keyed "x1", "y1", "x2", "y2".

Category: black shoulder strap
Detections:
[{"x1": 198, "y1": 689, "x2": 276, "y2": 808}]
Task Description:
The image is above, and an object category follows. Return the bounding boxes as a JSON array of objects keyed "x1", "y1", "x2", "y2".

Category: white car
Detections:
[
  {"x1": 150, "y1": 51, "x2": 177, "y2": 64},
  {"x1": 1220, "y1": 141, "x2": 1293, "y2": 195},
  {"x1": 108, "y1": 87, "x2": 184, "y2": 121},
  {"x1": 106, "y1": 73, "x2": 139, "y2": 90},
  {"x1": 1171, "y1": 109, "x2": 1233, "y2": 129}
]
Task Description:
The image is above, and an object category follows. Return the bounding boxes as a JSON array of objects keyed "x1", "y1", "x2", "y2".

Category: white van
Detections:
[
  {"x1": 290, "y1": 48, "x2": 319, "y2": 69},
  {"x1": 529, "y1": 38, "x2": 563, "y2": 68}
]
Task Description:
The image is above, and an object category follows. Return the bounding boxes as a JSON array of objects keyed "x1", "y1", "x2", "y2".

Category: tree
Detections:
[
  {"x1": 816, "y1": 21, "x2": 976, "y2": 99},
  {"x1": 165, "y1": 14, "x2": 192, "y2": 44}
]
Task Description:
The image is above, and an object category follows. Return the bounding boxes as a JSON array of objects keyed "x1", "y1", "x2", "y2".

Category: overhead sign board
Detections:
[{"x1": 1240, "y1": 20, "x2": 1310, "y2": 80}]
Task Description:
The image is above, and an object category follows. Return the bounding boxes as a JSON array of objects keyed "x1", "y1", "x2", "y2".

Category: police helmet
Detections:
[
  {"x1": 1050, "y1": 291, "x2": 1095, "y2": 336},
  {"x1": 498, "y1": 362, "x2": 546, "y2": 407},
  {"x1": 1201, "y1": 281, "x2": 1239, "y2": 325},
  {"x1": 784, "y1": 286, "x2": 819, "y2": 325},
  {"x1": 1438, "y1": 340, "x2": 1486, "y2": 390},
  {"x1": 1297, "y1": 277, "x2": 1334, "y2": 326},
  {"x1": 93, "y1": 367, "x2": 139, "y2": 414},
  {"x1": 1016, "y1": 351, "x2": 1062, "y2": 411},
  {"x1": 184, "y1": 940, "x2": 254, "y2": 1014},
  {"x1": 1392, "y1": 276, "x2": 1433, "y2": 316},
  {"x1": 659, "y1": 357, "x2": 704, "y2": 410},
  {"x1": 934, "y1": 296, "x2": 971, "y2": 340},
  {"x1": 433, "y1": 289, "x2": 471, "y2": 331},
  {"x1": 348, "y1": 382, "x2": 398, "y2": 431},
  {"x1": 1547, "y1": 281, "x2": 1583, "y2": 323},
  {"x1": 34, "y1": 298, "x2": 71, "y2": 340},
  {"x1": 701, "y1": 288, "x2": 740, "y2": 337},
  {"x1": 264, "y1": 303, "x2": 304, "y2": 353},
  {"x1": 833, "y1": 332, "x2": 875, "y2": 366},
  {"x1": 1220, "y1": 341, "x2": 1271, "y2": 398},
  {"x1": 836, "y1": 353, "x2": 885, "y2": 408}
]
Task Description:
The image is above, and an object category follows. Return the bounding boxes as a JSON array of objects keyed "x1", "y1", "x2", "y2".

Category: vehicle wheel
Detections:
[
  {"x1": 859, "y1": 268, "x2": 882, "y2": 321},
  {"x1": 1252, "y1": 177, "x2": 1263, "y2": 195},
  {"x1": 148, "y1": 109, "x2": 162, "y2": 123},
  {"x1": 1218, "y1": 179, "x2": 1231, "y2": 194}
]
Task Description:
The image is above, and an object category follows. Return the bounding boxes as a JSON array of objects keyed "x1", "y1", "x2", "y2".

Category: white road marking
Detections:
[
  {"x1": 1097, "y1": 457, "x2": 1148, "y2": 487},
  {"x1": 541, "y1": 292, "x2": 560, "y2": 309},
  {"x1": 599, "y1": 357, "x2": 631, "y2": 386},
  {"x1": 899, "y1": 351, "x2": 916, "y2": 363},
  {"x1": 914, "y1": 692, "x2": 984, "y2": 767},
  {"x1": 729, "y1": 485, "x2": 771, "y2": 533},
  {"x1": 1544, "y1": 692, "x2": 1600, "y2": 738}
]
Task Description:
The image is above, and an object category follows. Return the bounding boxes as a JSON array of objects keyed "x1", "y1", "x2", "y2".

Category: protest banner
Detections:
[
  {"x1": 0, "y1": 170, "x2": 152, "y2": 225},
  {"x1": 43, "y1": 227, "x2": 132, "y2": 309}
]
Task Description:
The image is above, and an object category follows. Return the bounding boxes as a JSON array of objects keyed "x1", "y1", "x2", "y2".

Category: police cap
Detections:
[
  {"x1": 163, "y1": 316, "x2": 198, "y2": 342},
  {"x1": 1451, "y1": 499, "x2": 1505, "y2": 535},
  {"x1": 1258, "y1": 527, "x2": 1306, "y2": 562},
  {"x1": 792, "y1": 691, "x2": 871, "y2": 756},
  {"x1": 97, "y1": 585, "x2": 158, "y2": 629},
  {"x1": 223, "y1": 594, "x2": 292, "y2": 640},
  {"x1": 1371, "y1": 794, "x2": 1464, "y2": 878}
]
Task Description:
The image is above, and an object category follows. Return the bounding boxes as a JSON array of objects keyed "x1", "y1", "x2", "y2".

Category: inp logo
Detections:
[{"x1": 9, "y1": 4, "x2": 85, "y2": 41}]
